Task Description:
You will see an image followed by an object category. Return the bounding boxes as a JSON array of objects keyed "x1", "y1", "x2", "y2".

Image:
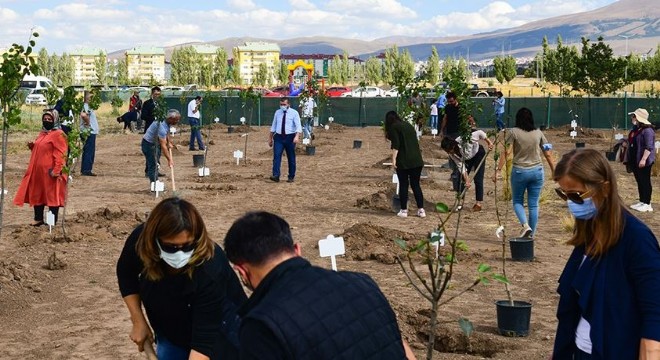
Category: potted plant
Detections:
[
  {"x1": 393, "y1": 68, "x2": 506, "y2": 359},
  {"x1": 492, "y1": 134, "x2": 533, "y2": 336}
]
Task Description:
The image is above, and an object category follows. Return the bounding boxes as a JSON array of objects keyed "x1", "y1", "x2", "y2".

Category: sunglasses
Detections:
[
  {"x1": 157, "y1": 239, "x2": 196, "y2": 254},
  {"x1": 554, "y1": 188, "x2": 594, "y2": 204}
]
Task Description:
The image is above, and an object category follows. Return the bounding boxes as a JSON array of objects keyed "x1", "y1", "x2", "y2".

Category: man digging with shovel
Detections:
[{"x1": 142, "y1": 109, "x2": 181, "y2": 192}]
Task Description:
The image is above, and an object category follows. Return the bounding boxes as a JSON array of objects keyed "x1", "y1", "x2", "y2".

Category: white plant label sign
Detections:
[
  {"x1": 324, "y1": 125, "x2": 330, "y2": 130},
  {"x1": 233, "y1": 150, "x2": 243, "y2": 165},
  {"x1": 46, "y1": 210, "x2": 55, "y2": 233},
  {"x1": 198, "y1": 167, "x2": 210, "y2": 176},
  {"x1": 240, "y1": 117, "x2": 246, "y2": 124},
  {"x1": 570, "y1": 130, "x2": 577, "y2": 139},
  {"x1": 318, "y1": 235, "x2": 345, "y2": 271},
  {"x1": 431, "y1": 128, "x2": 438, "y2": 137},
  {"x1": 615, "y1": 133, "x2": 625, "y2": 141},
  {"x1": 214, "y1": 117, "x2": 220, "y2": 123},
  {"x1": 328, "y1": 116, "x2": 334, "y2": 123},
  {"x1": 151, "y1": 180, "x2": 165, "y2": 197},
  {"x1": 302, "y1": 138, "x2": 310, "y2": 145},
  {"x1": 169, "y1": 127, "x2": 177, "y2": 135},
  {"x1": 570, "y1": 120, "x2": 577, "y2": 128},
  {"x1": 656, "y1": 141, "x2": 660, "y2": 154}
]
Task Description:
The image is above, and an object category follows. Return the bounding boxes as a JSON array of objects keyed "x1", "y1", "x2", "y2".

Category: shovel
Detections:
[
  {"x1": 168, "y1": 148, "x2": 177, "y2": 194},
  {"x1": 391, "y1": 173, "x2": 401, "y2": 213}
]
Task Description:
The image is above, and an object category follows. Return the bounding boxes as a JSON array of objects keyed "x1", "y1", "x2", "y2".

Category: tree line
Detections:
[{"x1": 30, "y1": 37, "x2": 660, "y2": 94}]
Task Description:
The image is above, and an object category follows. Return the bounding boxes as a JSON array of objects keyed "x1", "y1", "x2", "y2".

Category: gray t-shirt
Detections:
[{"x1": 505, "y1": 127, "x2": 549, "y2": 168}]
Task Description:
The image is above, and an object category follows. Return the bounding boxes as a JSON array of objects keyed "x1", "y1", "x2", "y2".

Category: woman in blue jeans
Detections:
[{"x1": 495, "y1": 108, "x2": 555, "y2": 238}]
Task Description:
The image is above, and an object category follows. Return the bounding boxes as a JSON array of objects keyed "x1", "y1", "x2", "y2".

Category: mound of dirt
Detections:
[
  {"x1": 233, "y1": 125, "x2": 258, "y2": 133},
  {"x1": 372, "y1": 156, "x2": 391, "y2": 168},
  {"x1": 339, "y1": 222, "x2": 424, "y2": 264},
  {"x1": 395, "y1": 303, "x2": 517, "y2": 357},
  {"x1": 355, "y1": 189, "x2": 437, "y2": 213},
  {"x1": 0, "y1": 261, "x2": 40, "y2": 292},
  {"x1": 186, "y1": 184, "x2": 239, "y2": 193}
]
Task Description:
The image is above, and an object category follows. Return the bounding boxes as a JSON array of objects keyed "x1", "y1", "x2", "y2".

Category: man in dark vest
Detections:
[{"x1": 223, "y1": 211, "x2": 416, "y2": 360}]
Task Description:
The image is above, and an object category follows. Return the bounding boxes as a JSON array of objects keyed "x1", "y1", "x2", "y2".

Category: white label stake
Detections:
[
  {"x1": 570, "y1": 130, "x2": 577, "y2": 139},
  {"x1": 46, "y1": 210, "x2": 55, "y2": 233},
  {"x1": 169, "y1": 127, "x2": 177, "y2": 135},
  {"x1": 151, "y1": 181, "x2": 165, "y2": 197},
  {"x1": 198, "y1": 167, "x2": 210, "y2": 176},
  {"x1": 233, "y1": 150, "x2": 243, "y2": 165},
  {"x1": 214, "y1": 117, "x2": 220, "y2": 123},
  {"x1": 571, "y1": 120, "x2": 577, "y2": 129},
  {"x1": 318, "y1": 235, "x2": 345, "y2": 271},
  {"x1": 431, "y1": 128, "x2": 438, "y2": 138}
]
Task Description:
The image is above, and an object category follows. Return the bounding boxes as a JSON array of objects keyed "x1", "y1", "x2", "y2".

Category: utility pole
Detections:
[{"x1": 619, "y1": 34, "x2": 632, "y2": 82}]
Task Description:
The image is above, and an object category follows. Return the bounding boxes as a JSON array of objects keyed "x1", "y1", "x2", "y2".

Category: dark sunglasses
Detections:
[
  {"x1": 554, "y1": 188, "x2": 594, "y2": 204},
  {"x1": 158, "y1": 239, "x2": 196, "y2": 254}
]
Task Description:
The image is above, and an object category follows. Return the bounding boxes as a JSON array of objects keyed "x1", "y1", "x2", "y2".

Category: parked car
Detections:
[
  {"x1": 383, "y1": 88, "x2": 399, "y2": 97},
  {"x1": 326, "y1": 86, "x2": 352, "y2": 97},
  {"x1": 340, "y1": 86, "x2": 386, "y2": 98},
  {"x1": 265, "y1": 85, "x2": 290, "y2": 97},
  {"x1": 25, "y1": 89, "x2": 47, "y2": 106}
]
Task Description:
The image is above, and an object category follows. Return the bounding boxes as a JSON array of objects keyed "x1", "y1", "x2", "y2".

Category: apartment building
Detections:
[
  {"x1": 191, "y1": 44, "x2": 219, "y2": 62},
  {"x1": 233, "y1": 42, "x2": 280, "y2": 85},
  {"x1": 125, "y1": 46, "x2": 165, "y2": 82},
  {"x1": 70, "y1": 48, "x2": 105, "y2": 84}
]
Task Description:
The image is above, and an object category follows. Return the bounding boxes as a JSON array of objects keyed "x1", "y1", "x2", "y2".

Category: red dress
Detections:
[{"x1": 13, "y1": 129, "x2": 68, "y2": 207}]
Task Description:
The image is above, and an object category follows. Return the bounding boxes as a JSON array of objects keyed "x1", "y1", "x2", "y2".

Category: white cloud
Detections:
[
  {"x1": 34, "y1": 3, "x2": 129, "y2": 20},
  {"x1": 227, "y1": 0, "x2": 257, "y2": 11},
  {"x1": 289, "y1": 0, "x2": 317, "y2": 9},
  {"x1": 324, "y1": 0, "x2": 416, "y2": 19},
  {"x1": 0, "y1": 7, "x2": 18, "y2": 21}
]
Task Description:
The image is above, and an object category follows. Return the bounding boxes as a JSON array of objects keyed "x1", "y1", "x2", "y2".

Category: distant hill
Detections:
[{"x1": 108, "y1": 0, "x2": 659, "y2": 61}]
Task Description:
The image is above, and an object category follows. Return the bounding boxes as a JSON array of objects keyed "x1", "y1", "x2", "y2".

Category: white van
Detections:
[{"x1": 20, "y1": 75, "x2": 55, "y2": 91}]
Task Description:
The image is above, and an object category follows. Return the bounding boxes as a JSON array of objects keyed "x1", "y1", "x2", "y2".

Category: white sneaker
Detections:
[
  {"x1": 631, "y1": 202, "x2": 644, "y2": 210},
  {"x1": 397, "y1": 209, "x2": 408, "y2": 218},
  {"x1": 636, "y1": 203, "x2": 654, "y2": 212},
  {"x1": 417, "y1": 208, "x2": 426, "y2": 218},
  {"x1": 520, "y1": 224, "x2": 533, "y2": 238}
]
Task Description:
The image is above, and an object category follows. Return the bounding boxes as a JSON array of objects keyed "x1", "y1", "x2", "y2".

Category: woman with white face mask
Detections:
[
  {"x1": 551, "y1": 148, "x2": 660, "y2": 359},
  {"x1": 117, "y1": 197, "x2": 247, "y2": 360}
]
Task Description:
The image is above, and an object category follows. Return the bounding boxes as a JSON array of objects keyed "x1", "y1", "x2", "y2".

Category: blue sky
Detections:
[{"x1": 0, "y1": 0, "x2": 617, "y2": 53}]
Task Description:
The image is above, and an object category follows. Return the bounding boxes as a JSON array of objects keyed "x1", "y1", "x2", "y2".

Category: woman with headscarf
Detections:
[{"x1": 14, "y1": 109, "x2": 69, "y2": 226}]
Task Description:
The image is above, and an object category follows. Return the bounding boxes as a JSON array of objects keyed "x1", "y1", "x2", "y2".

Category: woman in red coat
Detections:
[{"x1": 14, "y1": 109, "x2": 68, "y2": 226}]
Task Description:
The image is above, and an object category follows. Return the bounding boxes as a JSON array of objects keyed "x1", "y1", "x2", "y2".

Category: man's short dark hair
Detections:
[
  {"x1": 223, "y1": 211, "x2": 295, "y2": 266},
  {"x1": 151, "y1": 86, "x2": 161, "y2": 93},
  {"x1": 195, "y1": 95, "x2": 202, "y2": 101},
  {"x1": 446, "y1": 91, "x2": 456, "y2": 100}
]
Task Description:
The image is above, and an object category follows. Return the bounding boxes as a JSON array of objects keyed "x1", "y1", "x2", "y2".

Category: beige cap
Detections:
[{"x1": 628, "y1": 108, "x2": 650, "y2": 125}]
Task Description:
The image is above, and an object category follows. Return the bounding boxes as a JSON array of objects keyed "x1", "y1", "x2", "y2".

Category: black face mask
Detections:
[{"x1": 42, "y1": 121, "x2": 54, "y2": 130}]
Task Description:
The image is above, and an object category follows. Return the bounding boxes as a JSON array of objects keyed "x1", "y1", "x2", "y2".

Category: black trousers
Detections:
[
  {"x1": 460, "y1": 145, "x2": 486, "y2": 201},
  {"x1": 34, "y1": 205, "x2": 59, "y2": 224},
  {"x1": 396, "y1": 166, "x2": 424, "y2": 210},
  {"x1": 633, "y1": 163, "x2": 653, "y2": 204}
]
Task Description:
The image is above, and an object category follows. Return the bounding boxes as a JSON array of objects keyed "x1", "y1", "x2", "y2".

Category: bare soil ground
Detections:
[{"x1": 0, "y1": 120, "x2": 658, "y2": 359}]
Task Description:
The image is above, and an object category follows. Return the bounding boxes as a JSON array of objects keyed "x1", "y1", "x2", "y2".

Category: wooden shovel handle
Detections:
[
  {"x1": 168, "y1": 148, "x2": 176, "y2": 192},
  {"x1": 144, "y1": 338, "x2": 158, "y2": 360}
]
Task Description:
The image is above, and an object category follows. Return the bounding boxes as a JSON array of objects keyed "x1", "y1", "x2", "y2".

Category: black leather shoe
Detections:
[
  {"x1": 269, "y1": 176, "x2": 280, "y2": 182},
  {"x1": 81, "y1": 172, "x2": 97, "y2": 176}
]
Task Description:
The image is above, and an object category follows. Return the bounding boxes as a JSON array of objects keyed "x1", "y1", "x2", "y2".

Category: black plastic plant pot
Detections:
[
  {"x1": 192, "y1": 154, "x2": 205, "y2": 167},
  {"x1": 227, "y1": 126, "x2": 234, "y2": 134},
  {"x1": 575, "y1": 142, "x2": 585, "y2": 148},
  {"x1": 509, "y1": 237, "x2": 534, "y2": 262},
  {"x1": 605, "y1": 151, "x2": 617, "y2": 161},
  {"x1": 305, "y1": 145, "x2": 316, "y2": 156},
  {"x1": 353, "y1": 140, "x2": 362, "y2": 149},
  {"x1": 496, "y1": 300, "x2": 532, "y2": 337}
]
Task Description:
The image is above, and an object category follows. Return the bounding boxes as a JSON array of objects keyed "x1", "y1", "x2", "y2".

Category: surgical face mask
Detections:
[
  {"x1": 280, "y1": 105, "x2": 288, "y2": 111},
  {"x1": 567, "y1": 198, "x2": 598, "y2": 220},
  {"x1": 43, "y1": 121, "x2": 54, "y2": 130},
  {"x1": 156, "y1": 240, "x2": 193, "y2": 269}
]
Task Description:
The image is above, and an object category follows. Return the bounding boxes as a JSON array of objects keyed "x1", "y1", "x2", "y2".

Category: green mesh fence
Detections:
[{"x1": 102, "y1": 91, "x2": 660, "y2": 129}]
